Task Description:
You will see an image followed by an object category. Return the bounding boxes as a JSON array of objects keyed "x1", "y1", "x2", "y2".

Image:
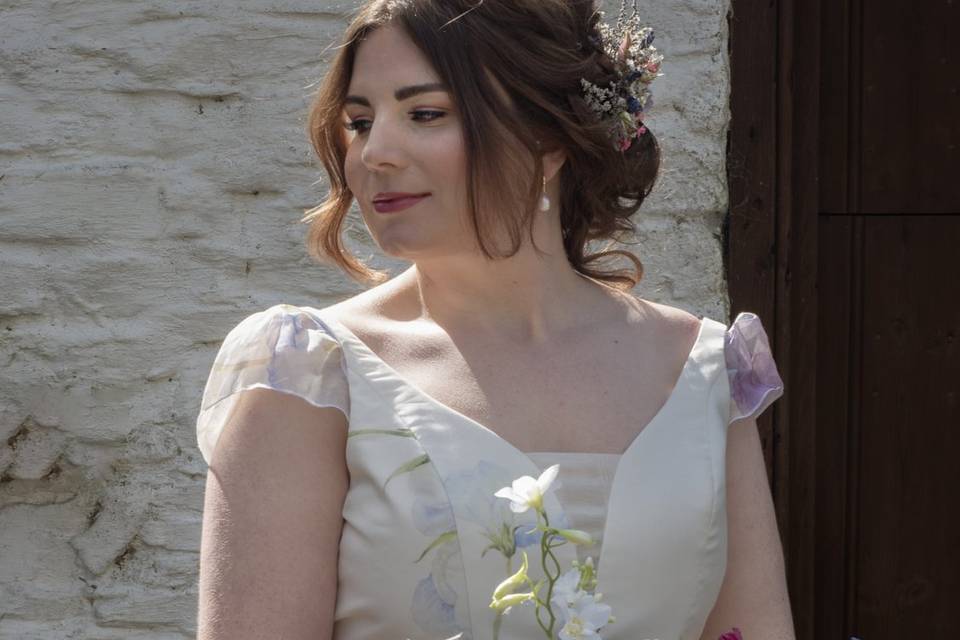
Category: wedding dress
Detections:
[{"x1": 196, "y1": 303, "x2": 783, "y2": 640}]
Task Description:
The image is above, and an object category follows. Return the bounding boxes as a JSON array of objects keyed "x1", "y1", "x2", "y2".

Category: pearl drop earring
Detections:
[{"x1": 539, "y1": 175, "x2": 550, "y2": 212}]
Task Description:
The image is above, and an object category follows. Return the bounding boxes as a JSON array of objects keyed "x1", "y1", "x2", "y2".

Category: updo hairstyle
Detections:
[{"x1": 303, "y1": 0, "x2": 661, "y2": 290}]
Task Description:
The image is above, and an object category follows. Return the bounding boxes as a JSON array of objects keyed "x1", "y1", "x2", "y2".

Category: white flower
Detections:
[
  {"x1": 550, "y1": 568, "x2": 613, "y2": 640},
  {"x1": 550, "y1": 567, "x2": 583, "y2": 610},
  {"x1": 556, "y1": 528, "x2": 594, "y2": 545},
  {"x1": 492, "y1": 550, "x2": 530, "y2": 600},
  {"x1": 494, "y1": 464, "x2": 559, "y2": 513},
  {"x1": 554, "y1": 590, "x2": 613, "y2": 640}
]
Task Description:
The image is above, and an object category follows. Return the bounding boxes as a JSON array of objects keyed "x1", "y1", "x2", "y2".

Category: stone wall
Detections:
[{"x1": 0, "y1": 0, "x2": 732, "y2": 636}]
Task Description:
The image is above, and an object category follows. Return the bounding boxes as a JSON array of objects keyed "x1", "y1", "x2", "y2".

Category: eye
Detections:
[
  {"x1": 343, "y1": 110, "x2": 447, "y2": 135},
  {"x1": 343, "y1": 118, "x2": 371, "y2": 134},
  {"x1": 411, "y1": 110, "x2": 446, "y2": 122}
]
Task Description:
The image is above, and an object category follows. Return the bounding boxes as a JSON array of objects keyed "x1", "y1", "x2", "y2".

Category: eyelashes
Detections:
[{"x1": 343, "y1": 110, "x2": 446, "y2": 134}]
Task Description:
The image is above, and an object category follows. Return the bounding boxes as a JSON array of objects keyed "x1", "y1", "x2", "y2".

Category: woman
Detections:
[{"x1": 195, "y1": 1, "x2": 795, "y2": 639}]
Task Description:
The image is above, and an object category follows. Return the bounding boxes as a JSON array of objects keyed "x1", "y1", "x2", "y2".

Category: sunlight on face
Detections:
[{"x1": 343, "y1": 23, "x2": 473, "y2": 260}]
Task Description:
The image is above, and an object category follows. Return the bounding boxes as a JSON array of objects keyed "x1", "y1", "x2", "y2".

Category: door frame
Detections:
[{"x1": 727, "y1": 0, "x2": 822, "y2": 636}]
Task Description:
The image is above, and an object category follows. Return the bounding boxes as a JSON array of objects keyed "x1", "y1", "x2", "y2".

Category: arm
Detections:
[
  {"x1": 197, "y1": 387, "x2": 349, "y2": 640},
  {"x1": 698, "y1": 415, "x2": 797, "y2": 640}
]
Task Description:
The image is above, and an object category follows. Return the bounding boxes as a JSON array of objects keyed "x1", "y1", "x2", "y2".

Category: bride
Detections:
[{"x1": 195, "y1": 1, "x2": 795, "y2": 639}]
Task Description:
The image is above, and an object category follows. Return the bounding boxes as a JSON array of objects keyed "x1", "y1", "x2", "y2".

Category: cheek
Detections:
[
  {"x1": 343, "y1": 145, "x2": 362, "y2": 192},
  {"x1": 430, "y1": 131, "x2": 468, "y2": 199}
]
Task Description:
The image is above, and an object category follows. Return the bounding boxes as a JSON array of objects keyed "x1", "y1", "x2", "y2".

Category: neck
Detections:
[{"x1": 395, "y1": 258, "x2": 624, "y2": 347}]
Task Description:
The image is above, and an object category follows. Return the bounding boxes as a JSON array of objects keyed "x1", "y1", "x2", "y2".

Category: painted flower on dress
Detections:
[
  {"x1": 410, "y1": 460, "x2": 569, "y2": 640},
  {"x1": 353, "y1": 424, "x2": 473, "y2": 639},
  {"x1": 494, "y1": 464, "x2": 560, "y2": 513},
  {"x1": 553, "y1": 590, "x2": 613, "y2": 640},
  {"x1": 445, "y1": 460, "x2": 567, "y2": 556},
  {"x1": 490, "y1": 465, "x2": 614, "y2": 640},
  {"x1": 410, "y1": 478, "x2": 468, "y2": 639}
]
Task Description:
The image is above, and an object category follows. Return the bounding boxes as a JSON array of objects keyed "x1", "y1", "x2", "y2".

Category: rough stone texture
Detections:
[{"x1": 0, "y1": 0, "x2": 732, "y2": 636}]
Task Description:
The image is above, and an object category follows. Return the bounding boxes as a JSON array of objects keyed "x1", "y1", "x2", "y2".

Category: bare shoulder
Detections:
[
  {"x1": 636, "y1": 298, "x2": 702, "y2": 340},
  {"x1": 319, "y1": 286, "x2": 403, "y2": 330},
  {"x1": 313, "y1": 271, "x2": 420, "y2": 352},
  {"x1": 637, "y1": 298, "x2": 701, "y2": 361}
]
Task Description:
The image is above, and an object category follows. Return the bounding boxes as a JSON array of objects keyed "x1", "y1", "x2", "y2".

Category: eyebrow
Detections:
[{"x1": 344, "y1": 82, "x2": 449, "y2": 107}]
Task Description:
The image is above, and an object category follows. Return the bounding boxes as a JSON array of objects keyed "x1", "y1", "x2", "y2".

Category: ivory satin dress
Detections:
[{"x1": 196, "y1": 303, "x2": 784, "y2": 640}]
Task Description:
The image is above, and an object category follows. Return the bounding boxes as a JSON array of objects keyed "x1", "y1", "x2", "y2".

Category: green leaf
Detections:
[
  {"x1": 347, "y1": 428, "x2": 415, "y2": 439},
  {"x1": 415, "y1": 529, "x2": 458, "y2": 563},
  {"x1": 384, "y1": 453, "x2": 430, "y2": 488}
]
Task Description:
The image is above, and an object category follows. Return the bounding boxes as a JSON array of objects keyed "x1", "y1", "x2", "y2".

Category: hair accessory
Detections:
[{"x1": 579, "y1": 0, "x2": 664, "y2": 152}]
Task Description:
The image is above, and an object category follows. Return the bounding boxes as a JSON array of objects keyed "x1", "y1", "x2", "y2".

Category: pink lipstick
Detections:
[{"x1": 373, "y1": 193, "x2": 430, "y2": 213}]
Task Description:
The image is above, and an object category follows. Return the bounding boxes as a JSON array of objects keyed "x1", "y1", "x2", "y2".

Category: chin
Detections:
[{"x1": 371, "y1": 232, "x2": 437, "y2": 260}]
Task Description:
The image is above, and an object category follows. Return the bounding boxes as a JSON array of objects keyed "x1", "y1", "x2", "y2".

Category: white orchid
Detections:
[{"x1": 494, "y1": 464, "x2": 559, "y2": 514}]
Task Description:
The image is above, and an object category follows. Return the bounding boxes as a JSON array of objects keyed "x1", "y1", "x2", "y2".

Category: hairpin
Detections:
[{"x1": 579, "y1": 0, "x2": 664, "y2": 152}]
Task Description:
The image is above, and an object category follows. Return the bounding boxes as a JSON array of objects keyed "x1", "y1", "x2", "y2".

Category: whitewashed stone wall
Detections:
[{"x1": 0, "y1": 0, "x2": 732, "y2": 637}]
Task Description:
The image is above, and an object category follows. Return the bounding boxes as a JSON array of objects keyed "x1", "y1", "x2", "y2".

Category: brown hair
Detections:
[{"x1": 302, "y1": 0, "x2": 661, "y2": 291}]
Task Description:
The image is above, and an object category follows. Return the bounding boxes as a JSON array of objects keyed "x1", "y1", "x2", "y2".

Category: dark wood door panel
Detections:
[
  {"x1": 731, "y1": 0, "x2": 959, "y2": 634},
  {"x1": 815, "y1": 214, "x2": 856, "y2": 639},
  {"x1": 860, "y1": 2, "x2": 959, "y2": 213},
  {"x1": 816, "y1": 215, "x2": 960, "y2": 637},
  {"x1": 856, "y1": 216, "x2": 960, "y2": 635}
]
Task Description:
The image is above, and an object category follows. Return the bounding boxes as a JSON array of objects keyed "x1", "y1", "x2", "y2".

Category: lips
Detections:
[
  {"x1": 372, "y1": 193, "x2": 430, "y2": 214},
  {"x1": 373, "y1": 192, "x2": 430, "y2": 203}
]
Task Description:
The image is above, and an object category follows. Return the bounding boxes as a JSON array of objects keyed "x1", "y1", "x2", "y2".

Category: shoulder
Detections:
[
  {"x1": 314, "y1": 270, "x2": 421, "y2": 346},
  {"x1": 636, "y1": 299, "x2": 703, "y2": 348},
  {"x1": 723, "y1": 311, "x2": 785, "y2": 424},
  {"x1": 644, "y1": 300, "x2": 701, "y2": 329},
  {"x1": 235, "y1": 268, "x2": 406, "y2": 341},
  {"x1": 196, "y1": 303, "x2": 352, "y2": 467}
]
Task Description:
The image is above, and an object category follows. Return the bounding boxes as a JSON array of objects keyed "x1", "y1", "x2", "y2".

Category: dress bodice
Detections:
[
  {"x1": 196, "y1": 304, "x2": 784, "y2": 640},
  {"x1": 525, "y1": 452, "x2": 620, "y2": 568}
]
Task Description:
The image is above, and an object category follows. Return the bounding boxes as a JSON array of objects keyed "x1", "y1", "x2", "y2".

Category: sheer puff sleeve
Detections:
[
  {"x1": 195, "y1": 303, "x2": 350, "y2": 466},
  {"x1": 724, "y1": 312, "x2": 785, "y2": 425}
]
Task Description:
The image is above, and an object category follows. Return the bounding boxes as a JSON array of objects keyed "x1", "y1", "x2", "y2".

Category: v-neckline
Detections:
[
  {"x1": 310, "y1": 308, "x2": 705, "y2": 456},
  {"x1": 304, "y1": 306, "x2": 708, "y2": 580}
]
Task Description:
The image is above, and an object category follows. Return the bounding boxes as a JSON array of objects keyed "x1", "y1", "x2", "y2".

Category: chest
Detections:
[
  {"x1": 328, "y1": 314, "x2": 730, "y2": 640},
  {"x1": 363, "y1": 325, "x2": 689, "y2": 454}
]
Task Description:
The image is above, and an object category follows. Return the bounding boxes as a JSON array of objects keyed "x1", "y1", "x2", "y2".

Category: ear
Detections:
[{"x1": 542, "y1": 148, "x2": 567, "y2": 183}]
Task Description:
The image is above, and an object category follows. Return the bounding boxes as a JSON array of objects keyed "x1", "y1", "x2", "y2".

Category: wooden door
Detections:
[{"x1": 728, "y1": 0, "x2": 959, "y2": 637}]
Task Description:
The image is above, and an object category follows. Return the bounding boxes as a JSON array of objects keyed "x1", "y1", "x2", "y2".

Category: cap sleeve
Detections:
[
  {"x1": 724, "y1": 312, "x2": 784, "y2": 425},
  {"x1": 195, "y1": 303, "x2": 349, "y2": 465}
]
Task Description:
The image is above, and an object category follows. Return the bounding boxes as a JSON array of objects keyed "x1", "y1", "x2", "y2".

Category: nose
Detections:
[{"x1": 359, "y1": 116, "x2": 407, "y2": 172}]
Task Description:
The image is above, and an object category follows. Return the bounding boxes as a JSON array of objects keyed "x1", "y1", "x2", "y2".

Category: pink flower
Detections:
[{"x1": 718, "y1": 628, "x2": 743, "y2": 640}]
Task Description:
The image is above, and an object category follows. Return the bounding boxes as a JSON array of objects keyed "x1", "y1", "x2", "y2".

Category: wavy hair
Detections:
[{"x1": 302, "y1": 0, "x2": 661, "y2": 290}]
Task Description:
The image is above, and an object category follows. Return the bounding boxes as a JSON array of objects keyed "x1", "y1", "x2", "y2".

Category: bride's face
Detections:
[{"x1": 342, "y1": 23, "x2": 473, "y2": 260}]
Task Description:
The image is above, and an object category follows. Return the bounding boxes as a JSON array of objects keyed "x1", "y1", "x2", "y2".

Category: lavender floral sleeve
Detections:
[
  {"x1": 195, "y1": 304, "x2": 350, "y2": 466},
  {"x1": 724, "y1": 312, "x2": 785, "y2": 424}
]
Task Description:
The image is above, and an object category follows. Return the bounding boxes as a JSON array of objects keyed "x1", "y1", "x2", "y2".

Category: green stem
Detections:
[
  {"x1": 539, "y1": 509, "x2": 559, "y2": 637},
  {"x1": 493, "y1": 610, "x2": 503, "y2": 640}
]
